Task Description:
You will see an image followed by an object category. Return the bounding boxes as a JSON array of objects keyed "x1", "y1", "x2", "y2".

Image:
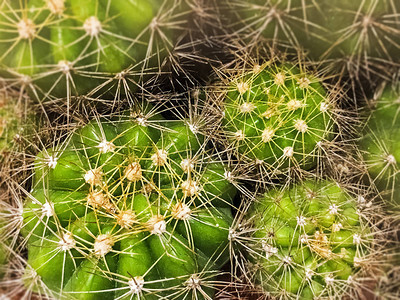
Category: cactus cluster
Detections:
[{"x1": 0, "y1": 0, "x2": 399, "y2": 299}]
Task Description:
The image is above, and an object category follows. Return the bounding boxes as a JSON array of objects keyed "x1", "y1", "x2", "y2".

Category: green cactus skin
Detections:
[
  {"x1": 243, "y1": 180, "x2": 369, "y2": 299},
  {"x1": 0, "y1": 0, "x2": 185, "y2": 100},
  {"x1": 358, "y1": 84, "x2": 400, "y2": 205},
  {"x1": 21, "y1": 107, "x2": 237, "y2": 299},
  {"x1": 221, "y1": 63, "x2": 335, "y2": 173},
  {"x1": 223, "y1": 0, "x2": 400, "y2": 71}
]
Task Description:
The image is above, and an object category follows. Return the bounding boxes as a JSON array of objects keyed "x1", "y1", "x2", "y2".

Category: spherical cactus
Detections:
[
  {"x1": 236, "y1": 179, "x2": 371, "y2": 299},
  {"x1": 219, "y1": 62, "x2": 336, "y2": 177},
  {"x1": 358, "y1": 83, "x2": 400, "y2": 205},
  {"x1": 20, "y1": 103, "x2": 237, "y2": 299},
  {"x1": 0, "y1": 0, "x2": 188, "y2": 101},
  {"x1": 221, "y1": 0, "x2": 400, "y2": 78}
]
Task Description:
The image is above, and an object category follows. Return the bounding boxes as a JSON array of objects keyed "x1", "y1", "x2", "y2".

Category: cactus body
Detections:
[
  {"x1": 221, "y1": 63, "x2": 335, "y2": 173},
  {"x1": 0, "y1": 0, "x2": 185, "y2": 100},
  {"x1": 243, "y1": 180, "x2": 369, "y2": 299},
  {"x1": 22, "y1": 109, "x2": 236, "y2": 299},
  {"x1": 358, "y1": 84, "x2": 400, "y2": 205},
  {"x1": 223, "y1": 0, "x2": 400, "y2": 76}
]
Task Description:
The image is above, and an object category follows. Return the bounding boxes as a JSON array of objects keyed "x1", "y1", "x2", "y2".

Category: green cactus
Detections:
[
  {"x1": 20, "y1": 104, "x2": 237, "y2": 299},
  {"x1": 222, "y1": 0, "x2": 400, "y2": 76},
  {"x1": 238, "y1": 180, "x2": 370, "y2": 299},
  {"x1": 220, "y1": 63, "x2": 336, "y2": 175},
  {"x1": 0, "y1": 0, "x2": 187, "y2": 101},
  {"x1": 358, "y1": 83, "x2": 400, "y2": 205}
]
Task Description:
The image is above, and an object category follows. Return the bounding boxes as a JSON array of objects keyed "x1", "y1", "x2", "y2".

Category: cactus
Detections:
[
  {"x1": 221, "y1": 0, "x2": 400, "y2": 80},
  {"x1": 0, "y1": 0, "x2": 188, "y2": 102},
  {"x1": 20, "y1": 103, "x2": 237, "y2": 299},
  {"x1": 233, "y1": 179, "x2": 371, "y2": 299},
  {"x1": 218, "y1": 62, "x2": 336, "y2": 177},
  {"x1": 358, "y1": 82, "x2": 400, "y2": 205}
]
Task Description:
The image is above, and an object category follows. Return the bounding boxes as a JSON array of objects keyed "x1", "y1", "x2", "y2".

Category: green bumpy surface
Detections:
[
  {"x1": 222, "y1": 64, "x2": 335, "y2": 171},
  {"x1": 358, "y1": 84, "x2": 400, "y2": 205},
  {"x1": 246, "y1": 180, "x2": 368, "y2": 299},
  {"x1": 229, "y1": 0, "x2": 400, "y2": 63},
  {"x1": 22, "y1": 107, "x2": 236, "y2": 299},
  {"x1": 0, "y1": 0, "x2": 184, "y2": 98}
]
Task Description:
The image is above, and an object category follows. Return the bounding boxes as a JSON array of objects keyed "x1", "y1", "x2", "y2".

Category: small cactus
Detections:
[
  {"x1": 0, "y1": 0, "x2": 187, "y2": 101},
  {"x1": 20, "y1": 103, "x2": 237, "y2": 299},
  {"x1": 218, "y1": 62, "x2": 336, "y2": 177},
  {"x1": 221, "y1": 0, "x2": 400, "y2": 80},
  {"x1": 235, "y1": 179, "x2": 371, "y2": 299},
  {"x1": 358, "y1": 82, "x2": 400, "y2": 205}
]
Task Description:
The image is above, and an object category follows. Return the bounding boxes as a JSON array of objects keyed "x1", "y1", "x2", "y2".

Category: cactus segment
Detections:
[
  {"x1": 358, "y1": 84, "x2": 400, "y2": 205},
  {"x1": 22, "y1": 106, "x2": 237, "y2": 299},
  {"x1": 0, "y1": 0, "x2": 185, "y2": 99},
  {"x1": 243, "y1": 180, "x2": 369, "y2": 299},
  {"x1": 223, "y1": 0, "x2": 400, "y2": 76},
  {"x1": 221, "y1": 63, "x2": 335, "y2": 172}
]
